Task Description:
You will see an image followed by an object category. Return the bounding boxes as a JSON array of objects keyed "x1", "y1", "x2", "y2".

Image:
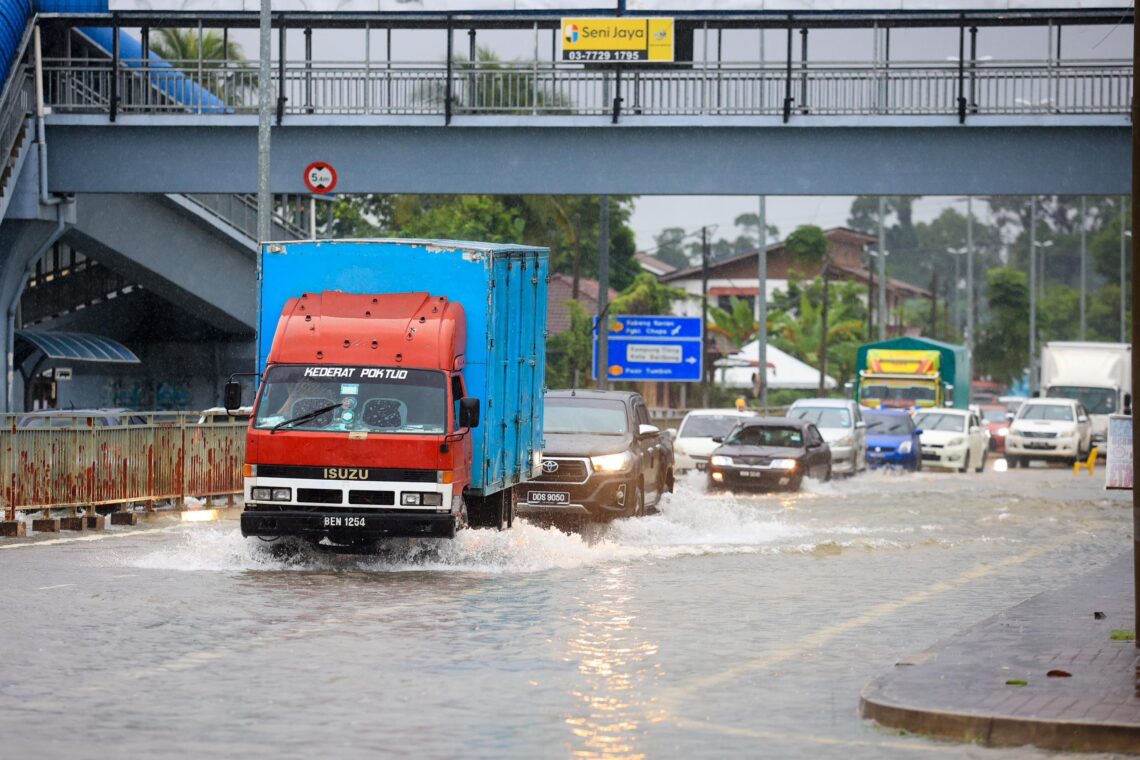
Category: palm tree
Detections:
[
  {"x1": 785, "y1": 225, "x2": 832, "y2": 392},
  {"x1": 418, "y1": 46, "x2": 573, "y2": 115},
  {"x1": 708, "y1": 297, "x2": 758, "y2": 349},
  {"x1": 148, "y1": 28, "x2": 247, "y2": 106},
  {"x1": 770, "y1": 290, "x2": 866, "y2": 389}
]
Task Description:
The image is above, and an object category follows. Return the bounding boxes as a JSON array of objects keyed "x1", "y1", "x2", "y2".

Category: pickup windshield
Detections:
[
  {"x1": 253, "y1": 365, "x2": 447, "y2": 434},
  {"x1": 545, "y1": 398, "x2": 628, "y2": 435},
  {"x1": 1018, "y1": 404, "x2": 1075, "y2": 422}
]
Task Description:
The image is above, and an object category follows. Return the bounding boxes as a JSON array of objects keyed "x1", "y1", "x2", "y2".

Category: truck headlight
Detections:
[
  {"x1": 251, "y1": 487, "x2": 272, "y2": 501},
  {"x1": 770, "y1": 459, "x2": 798, "y2": 470},
  {"x1": 710, "y1": 455, "x2": 733, "y2": 467},
  {"x1": 271, "y1": 488, "x2": 291, "y2": 501},
  {"x1": 401, "y1": 492, "x2": 443, "y2": 506},
  {"x1": 898, "y1": 440, "x2": 912, "y2": 454},
  {"x1": 591, "y1": 451, "x2": 634, "y2": 473}
]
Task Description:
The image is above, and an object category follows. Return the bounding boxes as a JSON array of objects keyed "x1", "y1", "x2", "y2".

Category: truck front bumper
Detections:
[{"x1": 242, "y1": 508, "x2": 458, "y2": 542}]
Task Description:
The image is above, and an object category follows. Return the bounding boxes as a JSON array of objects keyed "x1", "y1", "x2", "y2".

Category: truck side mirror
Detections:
[
  {"x1": 459, "y1": 397, "x2": 480, "y2": 428},
  {"x1": 223, "y1": 381, "x2": 242, "y2": 412}
]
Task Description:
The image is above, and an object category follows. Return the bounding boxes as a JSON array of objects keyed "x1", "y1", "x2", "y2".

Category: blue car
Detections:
[{"x1": 864, "y1": 409, "x2": 922, "y2": 471}]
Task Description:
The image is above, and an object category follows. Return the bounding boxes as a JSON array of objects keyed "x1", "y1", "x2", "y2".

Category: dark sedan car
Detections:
[{"x1": 707, "y1": 417, "x2": 831, "y2": 492}]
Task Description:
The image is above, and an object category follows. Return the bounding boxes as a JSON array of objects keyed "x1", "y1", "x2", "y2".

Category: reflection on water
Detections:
[{"x1": 564, "y1": 565, "x2": 663, "y2": 760}]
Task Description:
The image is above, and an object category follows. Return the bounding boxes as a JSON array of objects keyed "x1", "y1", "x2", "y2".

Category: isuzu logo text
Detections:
[{"x1": 323, "y1": 467, "x2": 369, "y2": 480}]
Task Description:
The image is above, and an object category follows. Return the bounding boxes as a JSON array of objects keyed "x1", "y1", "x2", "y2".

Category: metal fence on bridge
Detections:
[
  {"x1": 39, "y1": 57, "x2": 1133, "y2": 119},
  {"x1": 0, "y1": 412, "x2": 245, "y2": 520}
]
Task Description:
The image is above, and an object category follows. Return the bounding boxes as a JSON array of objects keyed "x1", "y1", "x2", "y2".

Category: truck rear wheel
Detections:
[{"x1": 466, "y1": 491, "x2": 514, "y2": 531}]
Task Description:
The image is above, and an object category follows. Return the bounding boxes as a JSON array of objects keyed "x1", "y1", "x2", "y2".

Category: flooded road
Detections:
[{"x1": 0, "y1": 465, "x2": 1131, "y2": 759}]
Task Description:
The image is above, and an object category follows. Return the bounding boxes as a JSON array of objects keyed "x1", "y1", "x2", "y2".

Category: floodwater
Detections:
[{"x1": 0, "y1": 465, "x2": 1132, "y2": 759}]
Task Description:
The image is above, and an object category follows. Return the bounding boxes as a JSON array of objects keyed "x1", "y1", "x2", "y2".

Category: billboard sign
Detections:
[{"x1": 561, "y1": 17, "x2": 674, "y2": 62}]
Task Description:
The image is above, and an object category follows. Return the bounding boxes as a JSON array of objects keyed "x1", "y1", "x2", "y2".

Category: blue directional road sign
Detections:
[{"x1": 593, "y1": 315, "x2": 703, "y2": 382}]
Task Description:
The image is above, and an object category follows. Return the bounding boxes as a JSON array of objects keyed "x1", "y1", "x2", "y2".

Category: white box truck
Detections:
[{"x1": 1040, "y1": 341, "x2": 1132, "y2": 449}]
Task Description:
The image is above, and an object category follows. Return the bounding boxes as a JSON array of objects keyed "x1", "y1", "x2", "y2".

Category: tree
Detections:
[
  {"x1": 395, "y1": 195, "x2": 525, "y2": 243},
  {"x1": 708, "y1": 297, "x2": 758, "y2": 348},
  {"x1": 784, "y1": 225, "x2": 831, "y2": 392},
  {"x1": 609, "y1": 272, "x2": 686, "y2": 315},
  {"x1": 974, "y1": 268, "x2": 1029, "y2": 385},
  {"x1": 148, "y1": 28, "x2": 246, "y2": 102},
  {"x1": 768, "y1": 283, "x2": 867, "y2": 389},
  {"x1": 652, "y1": 227, "x2": 693, "y2": 269},
  {"x1": 546, "y1": 301, "x2": 594, "y2": 389}
]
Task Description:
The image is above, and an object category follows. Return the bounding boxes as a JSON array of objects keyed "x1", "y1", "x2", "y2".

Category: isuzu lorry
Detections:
[
  {"x1": 853, "y1": 337, "x2": 971, "y2": 411},
  {"x1": 1040, "y1": 341, "x2": 1131, "y2": 449},
  {"x1": 226, "y1": 239, "x2": 549, "y2": 544}
]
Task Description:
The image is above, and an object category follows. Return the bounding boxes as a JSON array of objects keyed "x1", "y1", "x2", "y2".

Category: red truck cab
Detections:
[{"x1": 240, "y1": 291, "x2": 478, "y2": 543}]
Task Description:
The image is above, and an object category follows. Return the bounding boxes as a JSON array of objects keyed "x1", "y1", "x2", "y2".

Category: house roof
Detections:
[
  {"x1": 634, "y1": 252, "x2": 677, "y2": 275},
  {"x1": 546, "y1": 274, "x2": 619, "y2": 336}
]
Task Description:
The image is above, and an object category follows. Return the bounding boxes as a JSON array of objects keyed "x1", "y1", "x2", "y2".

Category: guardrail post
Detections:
[
  {"x1": 110, "y1": 15, "x2": 119, "y2": 122},
  {"x1": 612, "y1": 66, "x2": 623, "y2": 124},
  {"x1": 276, "y1": 18, "x2": 286, "y2": 125},
  {"x1": 969, "y1": 26, "x2": 978, "y2": 113},
  {"x1": 799, "y1": 28, "x2": 808, "y2": 115},
  {"x1": 957, "y1": 22, "x2": 967, "y2": 124},
  {"x1": 782, "y1": 26, "x2": 793, "y2": 123}
]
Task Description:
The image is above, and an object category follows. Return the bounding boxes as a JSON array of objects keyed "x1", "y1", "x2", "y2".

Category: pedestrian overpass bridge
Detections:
[{"x1": 0, "y1": 3, "x2": 1131, "y2": 411}]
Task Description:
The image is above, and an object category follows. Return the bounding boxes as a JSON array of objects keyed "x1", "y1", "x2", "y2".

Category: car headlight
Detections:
[
  {"x1": 835, "y1": 435, "x2": 854, "y2": 447},
  {"x1": 997, "y1": 428, "x2": 1008, "y2": 437},
  {"x1": 898, "y1": 440, "x2": 912, "y2": 454},
  {"x1": 709, "y1": 455, "x2": 733, "y2": 467},
  {"x1": 770, "y1": 459, "x2": 798, "y2": 470},
  {"x1": 947, "y1": 437, "x2": 965, "y2": 447},
  {"x1": 591, "y1": 451, "x2": 634, "y2": 473}
]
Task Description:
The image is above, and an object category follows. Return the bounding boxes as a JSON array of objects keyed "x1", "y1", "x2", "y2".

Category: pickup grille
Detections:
[{"x1": 533, "y1": 458, "x2": 589, "y2": 484}]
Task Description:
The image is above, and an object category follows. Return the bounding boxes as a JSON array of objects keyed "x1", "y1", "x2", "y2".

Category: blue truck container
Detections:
[{"x1": 257, "y1": 238, "x2": 549, "y2": 497}]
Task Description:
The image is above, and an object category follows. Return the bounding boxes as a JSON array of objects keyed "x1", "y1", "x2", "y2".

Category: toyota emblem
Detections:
[{"x1": 541, "y1": 460, "x2": 559, "y2": 473}]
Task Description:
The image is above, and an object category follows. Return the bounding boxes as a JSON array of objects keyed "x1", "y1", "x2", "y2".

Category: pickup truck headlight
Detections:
[
  {"x1": 996, "y1": 428, "x2": 1008, "y2": 437},
  {"x1": 898, "y1": 440, "x2": 912, "y2": 454},
  {"x1": 709, "y1": 455, "x2": 733, "y2": 467},
  {"x1": 770, "y1": 459, "x2": 798, "y2": 470},
  {"x1": 591, "y1": 451, "x2": 634, "y2": 473}
]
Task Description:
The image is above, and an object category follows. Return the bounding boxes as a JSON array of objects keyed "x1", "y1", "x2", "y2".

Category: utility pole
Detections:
[
  {"x1": 1121, "y1": 195, "x2": 1128, "y2": 343},
  {"x1": 598, "y1": 195, "x2": 611, "y2": 390},
  {"x1": 966, "y1": 196, "x2": 975, "y2": 357},
  {"x1": 1029, "y1": 196, "x2": 1037, "y2": 395},
  {"x1": 257, "y1": 0, "x2": 272, "y2": 244},
  {"x1": 701, "y1": 226, "x2": 710, "y2": 408},
  {"x1": 877, "y1": 196, "x2": 887, "y2": 341},
  {"x1": 1080, "y1": 195, "x2": 1087, "y2": 340},
  {"x1": 756, "y1": 197, "x2": 768, "y2": 410}
]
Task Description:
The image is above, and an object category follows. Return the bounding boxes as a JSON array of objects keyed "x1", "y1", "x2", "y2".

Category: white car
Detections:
[
  {"x1": 913, "y1": 408, "x2": 988, "y2": 473},
  {"x1": 1005, "y1": 398, "x2": 1092, "y2": 468},
  {"x1": 672, "y1": 409, "x2": 758, "y2": 472},
  {"x1": 787, "y1": 398, "x2": 867, "y2": 475}
]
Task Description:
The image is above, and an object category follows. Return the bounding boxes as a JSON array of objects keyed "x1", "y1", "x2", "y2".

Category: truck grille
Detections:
[
  {"x1": 533, "y1": 459, "x2": 589, "y2": 484},
  {"x1": 297, "y1": 488, "x2": 343, "y2": 504},
  {"x1": 349, "y1": 490, "x2": 395, "y2": 506},
  {"x1": 1021, "y1": 431, "x2": 1058, "y2": 439}
]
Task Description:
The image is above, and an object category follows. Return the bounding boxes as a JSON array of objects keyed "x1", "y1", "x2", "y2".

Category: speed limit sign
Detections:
[{"x1": 303, "y1": 162, "x2": 338, "y2": 194}]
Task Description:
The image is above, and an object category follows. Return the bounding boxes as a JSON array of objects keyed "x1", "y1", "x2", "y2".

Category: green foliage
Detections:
[
  {"x1": 652, "y1": 227, "x2": 692, "y2": 269},
  {"x1": 545, "y1": 301, "x2": 594, "y2": 390},
  {"x1": 975, "y1": 268, "x2": 1029, "y2": 384},
  {"x1": 609, "y1": 272, "x2": 686, "y2": 315},
  {"x1": 149, "y1": 28, "x2": 246, "y2": 63},
  {"x1": 1109, "y1": 630, "x2": 1136, "y2": 641},
  {"x1": 396, "y1": 195, "x2": 526, "y2": 243},
  {"x1": 784, "y1": 224, "x2": 829, "y2": 268},
  {"x1": 708, "y1": 297, "x2": 758, "y2": 349},
  {"x1": 768, "y1": 278, "x2": 867, "y2": 388}
]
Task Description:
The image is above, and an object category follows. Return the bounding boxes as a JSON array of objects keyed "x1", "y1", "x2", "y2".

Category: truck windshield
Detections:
[
  {"x1": 253, "y1": 365, "x2": 447, "y2": 434},
  {"x1": 1046, "y1": 386, "x2": 1116, "y2": 415},
  {"x1": 544, "y1": 399, "x2": 628, "y2": 435},
  {"x1": 913, "y1": 412, "x2": 966, "y2": 432},
  {"x1": 862, "y1": 383, "x2": 937, "y2": 402}
]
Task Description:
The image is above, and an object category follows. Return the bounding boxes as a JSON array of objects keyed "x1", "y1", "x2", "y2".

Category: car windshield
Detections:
[
  {"x1": 253, "y1": 365, "x2": 447, "y2": 434},
  {"x1": 913, "y1": 412, "x2": 966, "y2": 432},
  {"x1": 726, "y1": 425, "x2": 803, "y2": 448},
  {"x1": 679, "y1": 414, "x2": 747, "y2": 438},
  {"x1": 545, "y1": 398, "x2": 628, "y2": 435},
  {"x1": 1019, "y1": 404, "x2": 1075, "y2": 422},
  {"x1": 1046, "y1": 386, "x2": 1116, "y2": 415},
  {"x1": 789, "y1": 406, "x2": 851, "y2": 429},
  {"x1": 980, "y1": 408, "x2": 1009, "y2": 424},
  {"x1": 864, "y1": 412, "x2": 913, "y2": 434}
]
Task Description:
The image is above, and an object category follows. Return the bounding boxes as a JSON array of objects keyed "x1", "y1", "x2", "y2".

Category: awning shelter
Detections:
[{"x1": 715, "y1": 340, "x2": 837, "y2": 390}]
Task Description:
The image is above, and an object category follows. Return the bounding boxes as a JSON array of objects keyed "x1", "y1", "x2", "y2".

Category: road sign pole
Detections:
[
  {"x1": 598, "y1": 195, "x2": 610, "y2": 390},
  {"x1": 257, "y1": 0, "x2": 272, "y2": 244},
  {"x1": 757, "y1": 196, "x2": 768, "y2": 410},
  {"x1": 701, "y1": 226, "x2": 709, "y2": 407}
]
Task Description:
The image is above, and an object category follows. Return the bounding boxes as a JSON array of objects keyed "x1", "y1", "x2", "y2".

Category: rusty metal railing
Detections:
[{"x1": 0, "y1": 412, "x2": 246, "y2": 519}]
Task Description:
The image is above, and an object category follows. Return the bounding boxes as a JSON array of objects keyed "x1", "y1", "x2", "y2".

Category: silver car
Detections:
[{"x1": 787, "y1": 398, "x2": 868, "y2": 475}]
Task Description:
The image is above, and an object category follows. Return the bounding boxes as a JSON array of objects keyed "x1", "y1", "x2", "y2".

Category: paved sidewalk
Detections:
[{"x1": 861, "y1": 552, "x2": 1140, "y2": 753}]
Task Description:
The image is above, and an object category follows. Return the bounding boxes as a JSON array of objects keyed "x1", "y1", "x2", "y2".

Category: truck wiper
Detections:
[{"x1": 270, "y1": 402, "x2": 342, "y2": 434}]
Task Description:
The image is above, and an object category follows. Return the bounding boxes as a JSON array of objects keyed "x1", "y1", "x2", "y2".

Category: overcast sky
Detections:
[{"x1": 211, "y1": 19, "x2": 1131, "y2": 249}]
